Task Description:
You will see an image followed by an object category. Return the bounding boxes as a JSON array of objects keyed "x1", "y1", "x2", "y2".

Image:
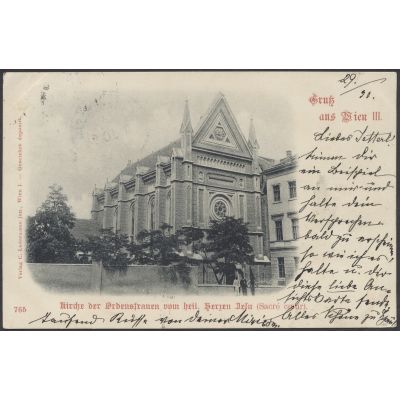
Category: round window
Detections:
[
  {"x1": 214, "y1": 200, "x2": 227, "y2": 218},
  {"x1": 210, "y1": 196, "x2": 231, "y2": 220},
  {"x1": 214, "y1": 125, "x2": 226, "y2": 141}
]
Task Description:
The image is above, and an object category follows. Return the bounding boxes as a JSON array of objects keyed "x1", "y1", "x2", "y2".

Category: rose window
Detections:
[
  {"x1": 214, "y1": 200, "x2": 227, "y2": 218},
  {"x1": 210, "y1": 196, "x2": 231, "y2": 220}
]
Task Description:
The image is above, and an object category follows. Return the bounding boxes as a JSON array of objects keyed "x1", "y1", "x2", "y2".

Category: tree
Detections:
[
  {"x1": 176, "y1": 226, "x2": 204, "y2": 253},
  {"x1": 135, "y1": 229, "x2": 158, "y2": 264},
  {"x1": 27, "y1": 184, "x2": 77, "y2": 263},
  {"x1": 75, "y1": 218, "x2": 254, "y2": 283},
  {"x1": 77, "y1": 224, "x2": 181, "y2": 268},
  {"x1": 83, "y1": 229, "x2": 131, "y2": 271},
  {"x1": 133, "y1": 224, "x2": 180, "y2": 265},
  {"x1": 205, "y1": 217, "x2": 254, "y2": 284},
  {"x1": 153, "y1": 223, "x2": 181, "y2": 265}
]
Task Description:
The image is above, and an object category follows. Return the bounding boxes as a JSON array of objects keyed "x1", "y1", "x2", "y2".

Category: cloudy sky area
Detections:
[{"x1": 7, "y1": 72, "x2": 298, "y2": 218}]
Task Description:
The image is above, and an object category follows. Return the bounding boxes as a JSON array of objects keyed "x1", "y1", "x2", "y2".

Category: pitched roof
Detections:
[
  {"x1": 112, "y1": 138, "x2": 180, "y2": 182},
  {"x1": 111, "y1": 94, "x2": 279, "y2": 184},
  {"x1": 262, "y1": 154, "x2": 296, "y2": 175},
  {"x1": 258, "y1": 155, "x2": 275, "y2": 170},
  {"x1": 71, "y1": 219, "x2": 100, "y2": 240}
]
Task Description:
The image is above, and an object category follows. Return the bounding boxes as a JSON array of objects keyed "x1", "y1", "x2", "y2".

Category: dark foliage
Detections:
[
  {"x1": 82, "y1": 229, "x2": 131, "y2": 272},
  {"x1": 27, "y1": 184, "x2": 77, "y2": 263},
  {"x1": 205, "y1": 217, "x2": 254, "y2": 284},
  {"x1": 76, "y1": 217, "x2": 254, "y2": 286}
]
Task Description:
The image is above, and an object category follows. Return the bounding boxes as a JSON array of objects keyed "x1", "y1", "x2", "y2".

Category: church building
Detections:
[{"x1": 89, "y1": 93, "x2": 297, "y2": 279}]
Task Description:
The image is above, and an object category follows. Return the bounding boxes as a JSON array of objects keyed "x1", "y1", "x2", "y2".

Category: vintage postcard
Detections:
[{"x1": 2, "y1": 71, "x2": 397, "y2": 329}]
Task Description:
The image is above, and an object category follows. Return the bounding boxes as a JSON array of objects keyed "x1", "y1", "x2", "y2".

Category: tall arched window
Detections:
[
  {"x1": 166, "y1": 191, "x2": 171, "y2": 226},
  {"x1": 130, "y1": 201, "x2": 135, "y2": 239},
  {"x1": 255, "y1": 195, "x2": 261, "y2": 227},
  {"x1": 186, "y1": 186, "x2": 191, "y2": 222},
  {"x1": 148, "y1": 196, "x2": 155, "y2": 230},
  {"x1": 114, "y1": 206, "x2": 119, "y2": 233}
]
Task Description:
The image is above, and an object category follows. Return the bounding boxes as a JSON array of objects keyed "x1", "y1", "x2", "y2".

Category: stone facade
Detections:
[
  {"x1": 89, "y1": 93, "x2": 298, "y2": 285},
  {"x1": 261, "y1": 152, "x2": 298, "y2": 286}
]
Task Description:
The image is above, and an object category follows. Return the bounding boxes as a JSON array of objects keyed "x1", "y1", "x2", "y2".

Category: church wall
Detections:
[
  {"x1": 97, "y1": 209, "x2": 104, "y2": 226},
  {"x1": 117, "y1": 182, "x2": 130, "y2": 235},
  {"x1": 246, "y1": 192, "x2": 257, "y2": 231},
  {"x1": 92, "y1": 168, "x2": 266, "y2": 256},
  {"x1": 249, "y1": 234, "x2": 262, "y2": 257},
  {"x1": 91, "y1": 202, "x2": 104, "y2": 227},
  {"x1": 171, "y1": 157, "x2": 187, "y2": 231},
  {"x1": 244, "y1": 174, "x2": 255, "y2": 191},
  {"x1": 182, "y1": 159, "x2": 194, "y2": 229},
  {"x1": 103, "y1": 189, "x2": 115, "y2": 230},
  {"x1": 92, "y1": 210, "x2": 101, "y2": 227},
  {"x1": 135, "y1": 193, "x2": 147, "y2": 234},
  {"x1": 155, "y1": 164, "x2": 167, "y2": 229},
  {"x1": 186, "y1": 183, "x2": 193, "y2": 227},
  {"x1": 125, "y1": 188, "x2": 136, "y2": 237},
  {"x1": 172, "y1": 182, "x2": 186, "y2": 231},
  {"x1": 118, "y1": 202, "x2": 129, "y2": 234},
  {"x1": 112, "y1": 194, "x2": 119, "y2": 231},
  {"x1": 192, "y1": 184, "x2": 198, "y2": 226},
  {"x1": 190, "y1": 151, "x2": 264, "y2": 260},
  {"x1": 156, "y1": 187, "x2": 166, "y2": 227}
]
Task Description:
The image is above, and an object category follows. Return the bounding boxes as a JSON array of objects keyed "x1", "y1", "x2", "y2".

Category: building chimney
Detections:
[{"x1": 286, "y1": 150, "x2": 292, "y2": 158}]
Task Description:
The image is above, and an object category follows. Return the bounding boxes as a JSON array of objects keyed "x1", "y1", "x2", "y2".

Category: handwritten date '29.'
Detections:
[{"x1": 338, "y1": 72, "x2": 386, "y2": 98}]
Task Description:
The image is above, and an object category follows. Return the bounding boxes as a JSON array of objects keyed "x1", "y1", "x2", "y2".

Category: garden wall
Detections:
[
  {"x1": 28, "y1": 262, "x2": 198, "y2": 294},
  {"x1": 27, "y1": 262, "x2": 281, "y2": 295}
]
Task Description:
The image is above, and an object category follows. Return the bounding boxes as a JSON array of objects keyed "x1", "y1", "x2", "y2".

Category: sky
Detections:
[{"x1": 5, "y1": 72, "x2": 297, "y2": 218}]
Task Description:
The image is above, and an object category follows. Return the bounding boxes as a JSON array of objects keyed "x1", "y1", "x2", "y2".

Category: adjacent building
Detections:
[{"x1": 261, "y1": 153, "x2": 298, "y2": 285}]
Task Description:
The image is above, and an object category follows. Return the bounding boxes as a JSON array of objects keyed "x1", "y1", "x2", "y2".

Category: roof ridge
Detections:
[{"x1": 112, "y1": 137, "x2": 180, "y2": 182}]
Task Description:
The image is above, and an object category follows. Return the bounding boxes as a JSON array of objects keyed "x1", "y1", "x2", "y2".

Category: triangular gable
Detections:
[
  {"x1": 202, "y1": 112, "x2": 239, "y2": 150},
  {"x1": 192, "y1": 94, "x2": 252, "y2": 159}
]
